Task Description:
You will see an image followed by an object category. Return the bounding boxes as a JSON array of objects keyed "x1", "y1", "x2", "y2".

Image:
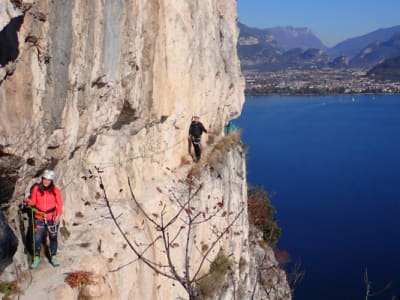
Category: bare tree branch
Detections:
[
  {"x1": 127, "y1": 177, "x2": 160, "y2": 229},
  {"x1": 91, "y1": 168, "x2": 244, "y2": 299},
  {"x1": 287, "y1": 260, "x2": 305, "y2": 297},
  {"x1": 191, "y1": 206, "x2": 244, "y2": 283},
  {"x1": 95, "y1": 168, "x2": 176, "y2": 281},
  {"x1": 364, "y1": 268, "x2": 392, "y2": 300}
]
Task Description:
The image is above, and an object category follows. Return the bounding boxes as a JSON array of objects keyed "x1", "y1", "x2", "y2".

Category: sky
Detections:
[{"x1": 237, "y1": 0, "x2": 400, "y2": 47}]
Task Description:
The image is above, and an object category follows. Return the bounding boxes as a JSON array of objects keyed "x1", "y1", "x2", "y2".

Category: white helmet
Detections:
[
  {"x1": 42, "y1": 169, "x2": 55, "y2": 181},
  {"x1": 193, "y1": 114, "x2": 200, "y2": 118}
]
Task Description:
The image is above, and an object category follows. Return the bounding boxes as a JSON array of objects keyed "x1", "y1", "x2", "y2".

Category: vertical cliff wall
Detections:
[
  {"x1": 0, "y1": 0, "x2": 290, "y2": 299},
  {"x1": 1, "y1": 0, "x2": 244, "y2": 219}
]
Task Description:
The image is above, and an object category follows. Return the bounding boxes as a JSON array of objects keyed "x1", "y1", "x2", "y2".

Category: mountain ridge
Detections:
[
  {"x1": 327, "y1": 25, "x2": 400, "y2": 58},
  {"x1": 238, "y1": 22, "x2": 400, "y2": 71},
  {"x1": 350, "y1": 33, "x2": 400, "y2": 68},
  {"x1": 238, "y1": 22, "x2": 326, "y2": 50}
]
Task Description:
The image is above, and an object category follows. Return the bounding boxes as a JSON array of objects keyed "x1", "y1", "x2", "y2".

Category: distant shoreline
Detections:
[
  {"x1": 243, "y1": 68, "x2": 400, "y2": 96},
  {"x1": 245, "y1": 91, "x2": 400, "y2": 97}
]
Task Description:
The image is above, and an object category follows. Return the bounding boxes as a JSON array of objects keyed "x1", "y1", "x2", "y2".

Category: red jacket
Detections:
[{"x1": 28, "y1": 184, "x2": 63, "y2": 220}]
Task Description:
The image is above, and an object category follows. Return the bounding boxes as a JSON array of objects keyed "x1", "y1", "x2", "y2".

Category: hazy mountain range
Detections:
[{"x1": 238, "y1": 22, "x2": 400, "y2": 75}]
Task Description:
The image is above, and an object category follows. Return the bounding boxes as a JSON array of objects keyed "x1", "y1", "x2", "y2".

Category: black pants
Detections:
[{"x1": 191, "y1": 137, "x2": 202, "y2": 161}]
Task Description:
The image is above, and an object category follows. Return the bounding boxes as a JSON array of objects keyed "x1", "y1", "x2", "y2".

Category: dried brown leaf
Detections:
[{"x1": 65, "y1": 271, "x2": 94, "y2": 288}]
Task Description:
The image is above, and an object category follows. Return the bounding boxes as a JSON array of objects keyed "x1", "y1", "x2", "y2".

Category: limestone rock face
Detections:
[
  {"x1": 0, "y1": 0, "x2": 290, "y2": 298},
  {"x1": 0, "y1": 1, "x2": 22, "y2": 31},
  {"x1": 1, "y1": 0, "x2": 244, "y2": 206}
]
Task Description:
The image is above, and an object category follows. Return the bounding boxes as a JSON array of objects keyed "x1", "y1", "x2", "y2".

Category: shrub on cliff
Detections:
[
  {"x1": 247, "y1": 186, "x2": 281, "y2": 247},
  {"x1": 0, "y1": 281, "x2": 19, "y2": 299}
]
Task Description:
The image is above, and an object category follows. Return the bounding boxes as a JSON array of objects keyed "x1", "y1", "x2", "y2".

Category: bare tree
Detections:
[
  {"x1": 250, "y1": 253, "x2": 295, "y2": 300},
  {"x1": 91, "y1": 167, "x2": 244, "y2": 300},
  {"x1": 287, "y1": 260, "x2": 305, "y2": 297},
  {"x1": 364, "y1": 268, "x2": 392, "y2": 300}
]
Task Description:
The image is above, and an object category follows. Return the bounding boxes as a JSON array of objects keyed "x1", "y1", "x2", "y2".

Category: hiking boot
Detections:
[
  {"x1": 31, "y1": 256, "x2": 41, "y2": 269},
  {"x1": 50, "y1": 255, "x2": 59, "y2": 267}
]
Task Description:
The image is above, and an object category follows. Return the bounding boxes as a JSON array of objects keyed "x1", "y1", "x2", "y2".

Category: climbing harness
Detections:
[
  {"x1": 191, "y1": 137, "x2": 201, "y2": 145},
  {"x1": 29, "y1": 206, "x2": 58, "y2": 234}
]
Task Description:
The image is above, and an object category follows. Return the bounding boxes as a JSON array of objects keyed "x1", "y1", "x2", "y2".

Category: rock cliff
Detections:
[{"x1": 0, "y1": 0, "x2": 290, "y2": 299}]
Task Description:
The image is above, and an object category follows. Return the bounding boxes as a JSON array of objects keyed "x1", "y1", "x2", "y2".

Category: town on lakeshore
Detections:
[
  {"x1": 238, "y1": 23, "x2": 400, "y2": 96},
  {"x1": 244, "y1": 68, "x2": 400, "y2": 95}
]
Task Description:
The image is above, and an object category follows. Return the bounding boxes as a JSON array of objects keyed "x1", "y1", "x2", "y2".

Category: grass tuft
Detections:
[
  {"x1": 196, "y1": 248, "x2": 232, "y2": 298},
  {"x1": 191, "y1": 131, "x2": 241, "y2": 177}
]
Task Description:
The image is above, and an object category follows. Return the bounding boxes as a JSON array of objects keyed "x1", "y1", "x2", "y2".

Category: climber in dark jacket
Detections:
[{"x1": 188, "y1": 114, "x2": 207, "y2": 162}]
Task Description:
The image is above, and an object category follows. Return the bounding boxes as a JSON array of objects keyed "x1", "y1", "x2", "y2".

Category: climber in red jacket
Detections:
[{"x1": 25, "y1": 169, "x2": 63, "y2": 268}]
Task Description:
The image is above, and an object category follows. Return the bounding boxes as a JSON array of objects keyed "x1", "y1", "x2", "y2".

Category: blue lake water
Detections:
[{"x1": 237, "y1": 94, "x2": 400, "y2": 300}]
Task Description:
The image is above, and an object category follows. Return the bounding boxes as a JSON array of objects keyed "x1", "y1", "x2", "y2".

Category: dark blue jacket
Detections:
[{"x1": 189, "y1": 121, "x2": 207, "y2": 138}]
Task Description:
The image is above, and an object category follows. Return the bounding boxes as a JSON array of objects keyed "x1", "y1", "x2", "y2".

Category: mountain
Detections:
[
  {"x1": 266, "y1": 26, "x2": 326, "y2": 50},
  {"x1": 238, "y1": 22, "x2": 326, "y2": 50},
  {"x1": 238, "y1": 23, "x2": 283, "y2": 70},
  {"x1": 350, "y1": 33, "x2": 400, "y2": 68},
  {"x1": 367, "y1": 55, "x2": 400, "y2": 81},
  {"x1": 327, "y1": 25, "x2": 400, "y2": 58},
  {"x1": 276, "y1": 47, "x2": 329, "y2": 69},
  {"x1": 240, "y1": 47, "x2": 330, "y2": 72},
  {"x1": 328, "y1": 55, "x2": 349, "y2": 68},
  {"x1": 238, "y1": 23, "x2": 330, "y2": 71}
]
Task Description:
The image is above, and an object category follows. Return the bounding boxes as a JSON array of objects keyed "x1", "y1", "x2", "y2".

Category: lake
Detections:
[{"x1": 237, "y1": 94, "x2": 400, "y2": 300}]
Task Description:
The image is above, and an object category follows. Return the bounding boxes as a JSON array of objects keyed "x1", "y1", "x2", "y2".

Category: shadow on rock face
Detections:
[
  {"x1": 0, "y1": 15, "x2": 23, "y2": 67},
  {"x1": 0, "y1": 150, "x2": 25, "y2": 274},
  {"x1": 0, "y1": 211, "x2": 18, "y2": 274}
]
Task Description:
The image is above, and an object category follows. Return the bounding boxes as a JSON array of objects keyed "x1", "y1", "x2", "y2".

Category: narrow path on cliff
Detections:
[
  {"x1": 18, "y1": 135, "x2": 226, "y2": 299},
  {"x1": 19, "y1": 259, "x2": 69, "y2": 300}
]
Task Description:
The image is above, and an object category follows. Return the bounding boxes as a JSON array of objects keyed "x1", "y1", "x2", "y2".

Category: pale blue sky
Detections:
[{"x1": 237, "y1": 0, "x2": 400, "y2": 46}]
